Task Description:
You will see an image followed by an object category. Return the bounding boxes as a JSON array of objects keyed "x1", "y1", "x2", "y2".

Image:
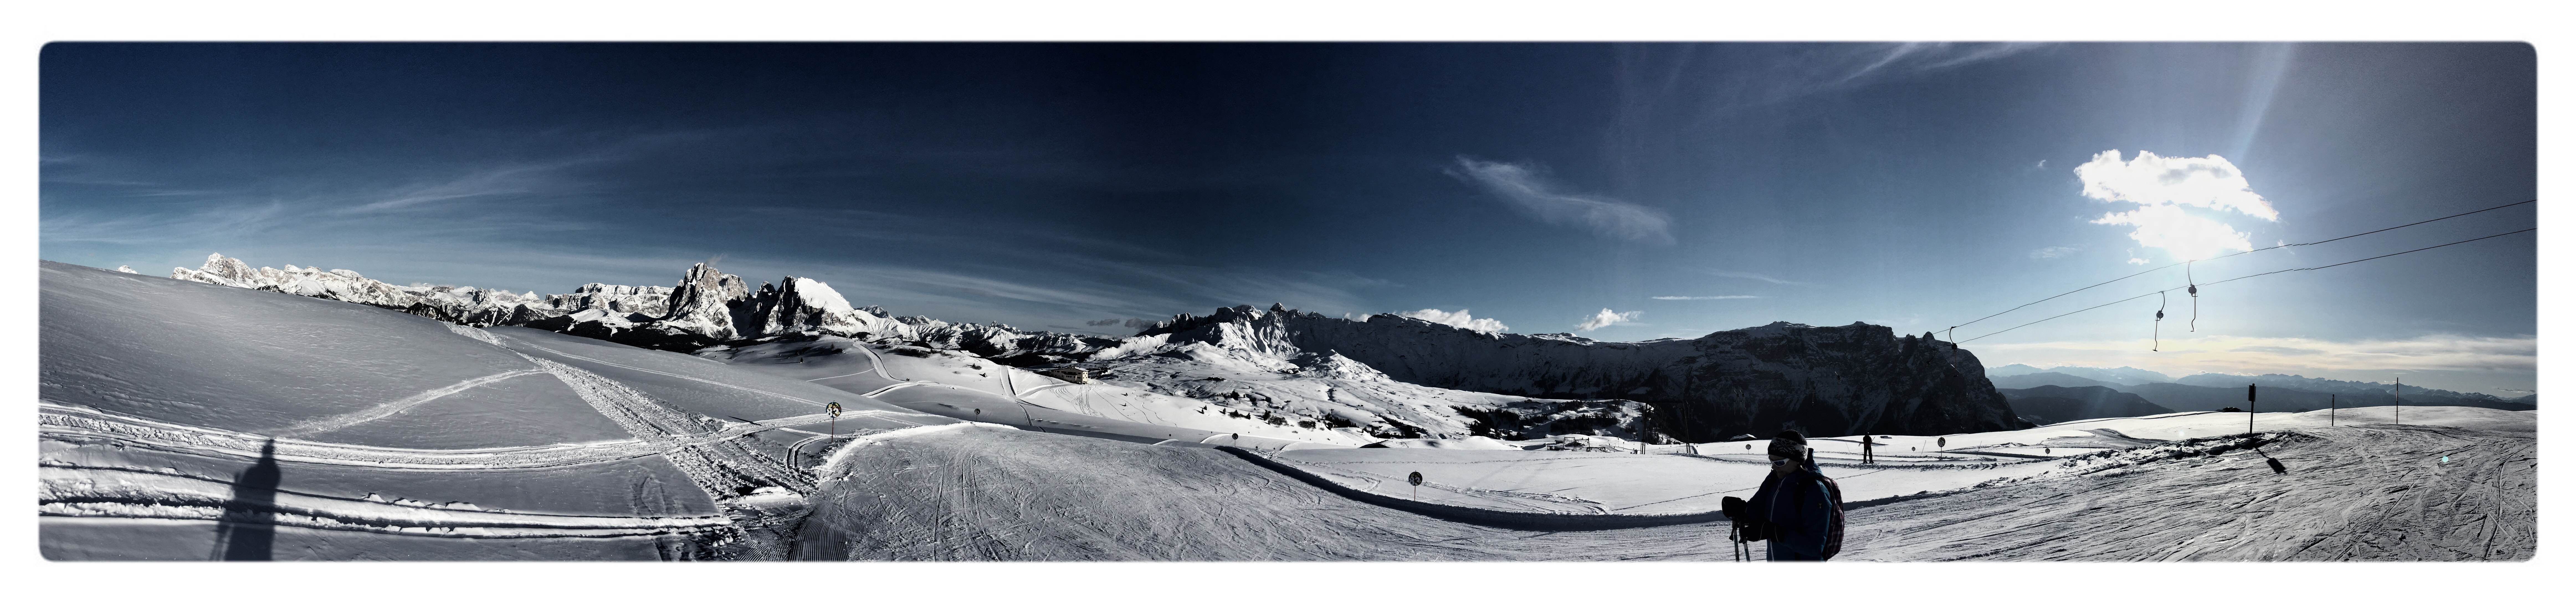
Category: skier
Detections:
[{"x1": 1739, "y1": 431, "x2": 1845, "y2": 561}]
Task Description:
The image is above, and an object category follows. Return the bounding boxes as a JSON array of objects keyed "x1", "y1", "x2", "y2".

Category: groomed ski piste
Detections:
[{"x1": 39, "y1": 261, "x2": 2537, "y2": 561}]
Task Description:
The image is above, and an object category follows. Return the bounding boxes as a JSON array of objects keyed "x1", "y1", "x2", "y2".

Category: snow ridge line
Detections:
[
  {"x1": 444, "y1": 322, "x2": 509, "y2": 347},
  {"x1": 1279, "y1": 458, "x2": 1612, "y2": 513},
  {"x1": 41, "y1": 465, "x2": 733, "y2": 539},
  {"x1": 1216, "y1": 446, "x2": 1732, "y2": 531},
  {"x1": 811, "y1": 422, "x2": 1019, "y2": 483},
  {"x1": 39, "y1": 403, "x2": 664, "y2": 470},
  {"x1": 272, "y1": 369, "x2": 548, "y2": 436}
]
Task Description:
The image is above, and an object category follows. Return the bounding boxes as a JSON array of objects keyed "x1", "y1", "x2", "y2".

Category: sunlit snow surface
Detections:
[
  {"x1": 1270, "y1": 407, "x2": 2534, "y2": 517},
  {"x1": 39, "y1": 261, "x2": 2537, "y2": 561},
  {"x1": 39, "y1": 262, "x2": 950, "y2": 560},
  {"x1": 794, "y1": 416, "x2": 2533, "y2": 560}
]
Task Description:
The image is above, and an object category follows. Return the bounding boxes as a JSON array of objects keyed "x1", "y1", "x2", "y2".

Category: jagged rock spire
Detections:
[{"x1": 659, "y1": 263, "x2": 753, "y2": 341}]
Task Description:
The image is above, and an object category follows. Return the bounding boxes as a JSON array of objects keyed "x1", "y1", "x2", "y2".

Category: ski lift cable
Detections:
[
  {"x1": 1944, "y1": 199, "x2": 2535, "y2": 334},
  {"x1": 1957, "y1": 227, "x2": 2536, "y2": 344}
]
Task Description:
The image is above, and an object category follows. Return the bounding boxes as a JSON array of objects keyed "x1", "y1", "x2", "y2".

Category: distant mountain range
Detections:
[
  {"x1": 1995, "y1": 385, "x2": 2175, "y2": 425},
  {"x1": 148, "y1": 254, "x2": 2031, "y2": 440},
  {"x1": 1991, "y1": 370, "x2": 2534, "y2": 413},
  {"x1": 1988, "y1": 364, "x2": 2173, "y2": 385}
]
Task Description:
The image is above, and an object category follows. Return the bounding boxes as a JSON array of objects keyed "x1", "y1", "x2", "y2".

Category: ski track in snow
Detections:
[
  {"x1": 1838, "y1": 425, "x2": 2537, "y2": 560},
  {"x1": 40, "y1": 464, "x2": 733, "y2": 540},
  {"x1": 42, "y1": 402, "x2": 891, "y2": 471},
  {"x1": 272, "y1": 369, "x2": 549, "y2": 436},
  {"x1": 524, "y1": 355, "x2": 815, "y2": 493}
]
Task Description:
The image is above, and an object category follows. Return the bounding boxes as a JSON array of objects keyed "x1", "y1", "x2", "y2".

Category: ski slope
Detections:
[
  {"x1": 1262, "y1": 407, "x2": 2531, "y2": 517},
  {"x1": 793, "y1": 417, "x2": 2534, "y2": 560},
  {"x1": 39, "y1": 261, "x2": 2537, "y2": 561},
  {"x1": 709, "y1": 336, "x2": 1366, "y2": 449},
  {"x1": 38, "y1": 262, "x2": 956, "y2": 560},
  {"x1": 1839, "y1": 424, "x2": 2536, "y2": 560}
]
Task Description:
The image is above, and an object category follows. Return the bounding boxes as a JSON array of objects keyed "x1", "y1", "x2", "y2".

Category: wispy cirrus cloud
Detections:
[
  {"x1": 1702, "y1": 269, "x2": 1802, "y2": 285},
  {"x1": 2029, "y1": 246, "x2": 2080, "y2": 260},
  {"x1": 1447, "y1": 157, "x2": 1674, "y2": 245},
  {"x1": 334, "y1": 162, "x2": 584, "y2": 215},
  {"x1": 1836, "y1": 43, "x2": 2050, "y2": 87}
]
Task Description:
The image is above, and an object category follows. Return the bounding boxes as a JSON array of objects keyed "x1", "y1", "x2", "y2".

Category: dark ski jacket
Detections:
[{"x1": 1746, "y1": 461, "x2": 1836, "y2": 561}]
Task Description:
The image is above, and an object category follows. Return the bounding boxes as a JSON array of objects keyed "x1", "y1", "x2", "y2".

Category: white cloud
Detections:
[
  {"x1": 1448, "y1": 157, "x2": 1674, "y2": 245},
  {"x1": 1575, "y1": 308, "x2": 1643, "y2": 331},
  {"x1": 2036, "y1": 159, "x2": 2047, "y2": 169},
  {"x1": 2090, "y1": 204, "x2": 2255, "y2": 262},
  {"x1": 1397, "y1": 308, "x2": 1509, "y2": 333},
  {"x1": 2075, "y1": 150, "x2": 2281, "y2": 261},
  {"x1": 2127, "y1": 257, "x2": 2150, "y2": 265},
  {"x1": 1652, "y1": 295, "x2": 1759, "y2": 300},
  {"x1": 2029, "y1": 246, "x2": 2079, "y2": 259}
]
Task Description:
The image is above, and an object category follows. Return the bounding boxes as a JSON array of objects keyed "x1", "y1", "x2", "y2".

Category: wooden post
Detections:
[
  {"x1": 2394, "y1": 378, "x2": 2403, "y2": 425},
  {"x1": 2329, "y1": 394, "x2": 2336, "y2": 426}
]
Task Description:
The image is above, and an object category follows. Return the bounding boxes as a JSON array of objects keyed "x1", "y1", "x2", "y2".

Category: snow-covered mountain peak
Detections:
[
  {"x1": 660, "y1": 263, "x2": 753, "y2": 341},
  {"x1": 1289, "y1": 351, "x2": 1390, "y2": 381},
  {"x1": 1100, "y1": 303, "x2": 2021, "y2": 438}
]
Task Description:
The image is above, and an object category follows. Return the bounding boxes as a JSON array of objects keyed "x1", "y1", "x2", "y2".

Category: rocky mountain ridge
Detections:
[
  {"x1": 1093, "y1": 303, "x2": 2029, "y2": 440},
  {"x1": 161, "y1": 254, "x2": 2026, "y2": 439},
  {"x1": 168, "y1": 253, "x2": 1113, "y2": 356}
]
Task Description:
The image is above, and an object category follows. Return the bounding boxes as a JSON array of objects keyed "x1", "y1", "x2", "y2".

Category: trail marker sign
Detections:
[
  {"x1": 826, "y1": 401, "x2": 843, "y2": 438},
  {"x1": 1408, "y1": 471, "x2": 1423, "y2": 501}
]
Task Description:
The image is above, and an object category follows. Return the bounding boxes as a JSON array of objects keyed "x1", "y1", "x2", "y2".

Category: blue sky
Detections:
[{"x1": 39, "y1": 43, "x2": 2536, "y2": 394}]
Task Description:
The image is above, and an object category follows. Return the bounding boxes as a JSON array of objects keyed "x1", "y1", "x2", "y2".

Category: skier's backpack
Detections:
[{"x1": 1814, "y1": 473, "x2": 1847, "y2": 560}]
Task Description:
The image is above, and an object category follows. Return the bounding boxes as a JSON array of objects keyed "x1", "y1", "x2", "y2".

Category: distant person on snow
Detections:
[{"x1": 1740, "y1": 431, "x2": 1845, "y2": 561}]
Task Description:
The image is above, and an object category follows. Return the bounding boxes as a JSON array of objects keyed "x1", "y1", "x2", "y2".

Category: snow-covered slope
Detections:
[
  {"x1": 698, "y1": 336, "x2": 1375, "y2": 447},
  {"x1": 1841, "y1": 424, "x2": 2534, "y2": 560},
  {"x1": 44, "y1": 257, "x2": 2535, "y2": 561},
  {"x1": 793, "y1": 417, "x2": 2534, "y2": 560},
  {"x1": 1079, "y1": 341, "x2": 1648, "y2": 441},
  {"x1": 40, "y1": 261, "x2": 960, "y2": 560}
]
